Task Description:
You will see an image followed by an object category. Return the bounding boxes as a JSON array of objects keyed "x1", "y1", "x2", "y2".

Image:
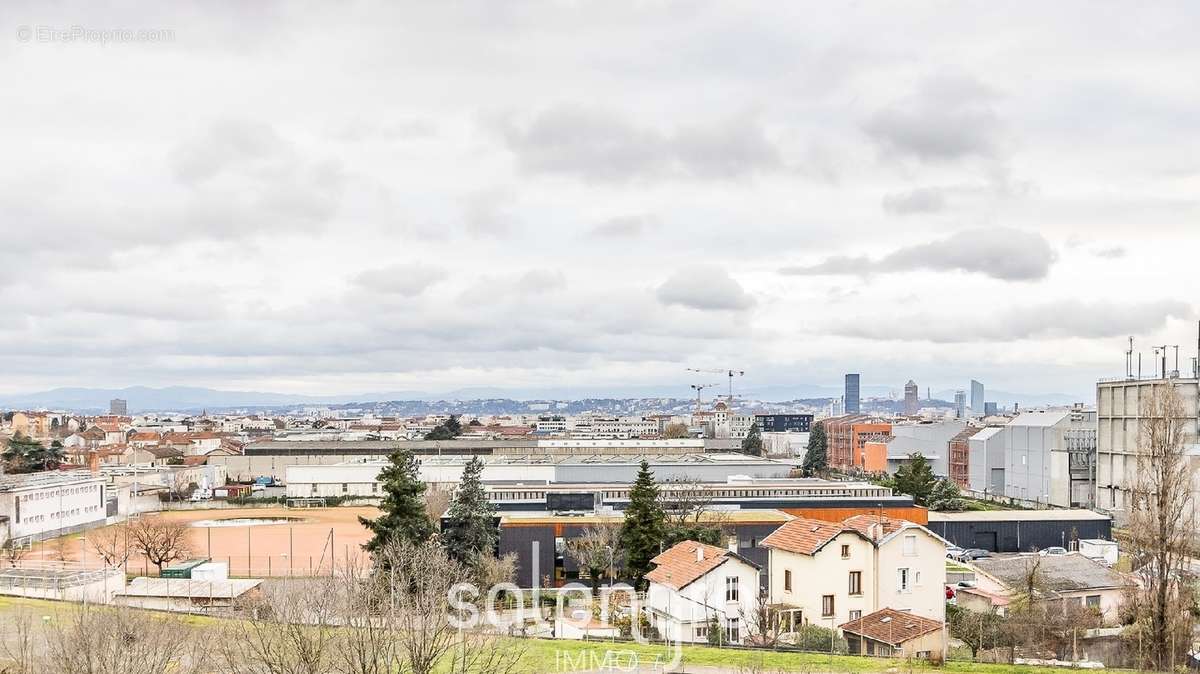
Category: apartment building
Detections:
[
  {"x1": 761, "y1": 514, "x2": 946, "y2": 629},
  {"x1": 824, "y1": 416, "x2": 892, "y2": 471}
]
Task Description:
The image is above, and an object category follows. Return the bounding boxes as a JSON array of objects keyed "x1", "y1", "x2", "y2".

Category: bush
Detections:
[{"x1": 788, "y1": 624, "x2": 847, "y2": 653}]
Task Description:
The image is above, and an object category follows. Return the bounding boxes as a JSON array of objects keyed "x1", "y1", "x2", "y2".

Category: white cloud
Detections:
[
  {"x1": 657, "y1": 266, "x2": 756, "y2": 311},
  {"x1": 781, "y1": 228, "x2": 1058, "y2": 282}
]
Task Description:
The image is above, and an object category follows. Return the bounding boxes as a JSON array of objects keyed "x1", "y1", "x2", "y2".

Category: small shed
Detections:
[
  {"x1": 840, "y1": 608, "x2": 945, "y2": 659},
  {"x1": 160, "y1": 558, "x2": 210, "y2": 579},
  {"x1": 114, "y1": 576, "x2": 262, "y2": 612}
]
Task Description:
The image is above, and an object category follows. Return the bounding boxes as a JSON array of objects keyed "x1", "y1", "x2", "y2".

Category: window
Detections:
[
  {"x1": 694, "y1": 626, "x2": 708, "y2": 639},
  {"x1": 849, "y1": 609, "x2": 862, "y2": 621},
  {"x1": 849, "y1": 571, "x2": 862, "y2": 596},
  {"x1": 821, "y1": 595, "x2": 835, "y2": 617},
  {"x1": 841, "y1": 544, "x2": 850, "y2": 559},
  {"x1": 784, "y1": 569, "x2": 792, "y2": 592},
  {"x1": 902, "y1": 535, "x2": 917, "y2": 556},
  {"x1": 726, "y1": 617, "x2": 740, "y2": 643},
  {"x1": 341, "y1": 483, "x2": 349, "y2": 493},
  {"x1": 725, "y1": 576, "x2": 739, "y2": 602},
  {"x1": 898, "y1": 568, "x2": 910, "y2": 592},
  {"x1": 1086, "y1": 595, "x2": 1101, "y2": 609}
]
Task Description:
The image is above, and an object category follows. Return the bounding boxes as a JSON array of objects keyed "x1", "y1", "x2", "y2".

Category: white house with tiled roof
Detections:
[
  {"x1": 761, "y1": 514, "x2": 946, "y2": 630},
  {"x1": 644, "y1": 540, "x2": 761, "y2": 645}
]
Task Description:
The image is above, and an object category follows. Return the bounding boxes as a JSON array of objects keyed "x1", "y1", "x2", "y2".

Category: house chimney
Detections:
[
  {"x1": 728, "y1": 536, "x2": 738, "y2": 555},
  {"x1": 696, "y1": 545, "x2": 704, "y2": 562}
]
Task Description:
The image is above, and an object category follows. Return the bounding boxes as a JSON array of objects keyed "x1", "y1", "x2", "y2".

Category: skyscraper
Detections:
[
  {"x1": 954, "y1": 390, "x2": 966, "y2": 419},
  {"x1": 970, "y1": 380, "x2": 985, "y2": 417},
  {"x1": 903, "y1": 380, "x2": 919, "y2": 415},
  {"x1": 845, "y1": 373, "x2": 861, "y2": 413},
  {"x1": 109, "y1": 398, "x2": 128, "y2": 415}
]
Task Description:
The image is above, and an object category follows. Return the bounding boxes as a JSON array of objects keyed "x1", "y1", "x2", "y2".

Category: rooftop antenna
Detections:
[
  {"x1": 1173, "y1": 345, "x2": 1180, "y2": 377},
  {"x1": 1153, "y1": 345, "x2": 1169, "y2": 379},
  {"x1": 1138, "y1": 352, "x2": 1142, "y2": 379},
  {"x1": 1126, "y1": 336, "x2": 1133, "y2": 379}
]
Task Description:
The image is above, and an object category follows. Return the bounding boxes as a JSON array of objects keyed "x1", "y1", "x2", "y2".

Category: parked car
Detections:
[
  {"x1": 959, "y1": 548, "x2": 991, "y2": 561},
  {"x1": 946, "y1": 546, "x2": 965, "y2": 559},
  {"x1": 1039, "y1": 546, "x2": 1068, "y2": 556}
]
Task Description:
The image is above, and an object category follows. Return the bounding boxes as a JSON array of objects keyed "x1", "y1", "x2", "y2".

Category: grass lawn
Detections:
[
  {"x1": 518, "y1": 638, "x2": 1136, "y2": 673},
  {"x1": 1, "y1": 596, "x2": 1135, "y2": 674}
]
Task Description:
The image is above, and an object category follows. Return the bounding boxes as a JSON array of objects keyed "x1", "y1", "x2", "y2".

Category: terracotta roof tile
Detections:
[
  {"x1": 760, "y1": 517, "x2": 859, "y2": 555},
  {"x1": 644, "y1": 541, "x2": 738, "y2": 591},
  {"x1": 839, "y1": 608, "x2": 942, "y2": 645},
  {"x1": 841, "y1": 514, "x2": 908, "y2": 539}
]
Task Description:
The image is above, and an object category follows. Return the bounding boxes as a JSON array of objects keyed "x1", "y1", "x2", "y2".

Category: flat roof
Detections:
[
  {"x1": 320, "y1": 453, "x2": 791, "y2": 467},
  {"x1": 118, "y1": 576, "x2": 262, "y2": 598},
  {"x1": 928, "y1": 509, "x2": 1110, "y2": 522},
  {"x1": 0, "y1": 470, "x2": 105, "y2": 493},
  {"x1": 500, "y1": 508, "x2": 794, "y2": 526}
]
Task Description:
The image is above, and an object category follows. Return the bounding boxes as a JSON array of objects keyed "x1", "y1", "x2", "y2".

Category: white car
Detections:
[{"x1": 1039, "y1": 546, "x2": 1068, "y2": 556}]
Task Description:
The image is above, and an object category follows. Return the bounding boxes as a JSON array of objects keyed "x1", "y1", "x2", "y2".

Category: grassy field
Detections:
[{"x1": 0, "y1": 595, "x2": 1133, "y2": 674}]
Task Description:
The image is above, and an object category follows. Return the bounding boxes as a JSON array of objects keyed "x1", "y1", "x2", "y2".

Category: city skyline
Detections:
[{"x1": 2, "y1": 3, "x2": 1199, "y2": 398}]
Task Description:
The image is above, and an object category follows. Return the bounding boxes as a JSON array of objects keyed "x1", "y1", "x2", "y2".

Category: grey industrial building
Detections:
[{"x1": 926, "y1": 510, "x2": 1112, "y2": 553}]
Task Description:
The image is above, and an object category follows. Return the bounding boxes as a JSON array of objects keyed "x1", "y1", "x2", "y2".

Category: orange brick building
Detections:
[{"x1": 824, "y1": 415, "x2": 892, "y2": 471}]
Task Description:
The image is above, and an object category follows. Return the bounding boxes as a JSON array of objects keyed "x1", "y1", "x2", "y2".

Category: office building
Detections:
[
  {"x1": 903, "y1": 380, "x2": 919, "y2": 415},
  {"x1": 953, "y1": 391, "x2": 966, "y2": 419},
  {"x1": 983, "y1": 402, "x2": 998, "y2": 416},
  {"x1": 970, "y1": 380, "x2": 985, "y2": 417},
  {"x1": 754, "y1": 414, "x2": 813, "y2": 433},
  {"x1": 109, "y1": 398, "x2": 128, "y2": 415},
  {"x1": 845, "y1": 374, "x2": 861, "y2": 414}
]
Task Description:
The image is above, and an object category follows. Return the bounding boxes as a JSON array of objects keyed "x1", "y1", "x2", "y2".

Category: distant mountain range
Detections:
[{"x1": 0, "y1": 384, "x2": 1089, "y2": 413}]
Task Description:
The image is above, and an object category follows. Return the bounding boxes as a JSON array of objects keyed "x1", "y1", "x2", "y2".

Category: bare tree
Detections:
[
  {"x1": 658, "y1": 478, "x2": 730, "y2": 546},
  {"x1": 43, "y1": 603, "x2": 210, "y2": 674},
  {"x1": 88, "y1": 522, "x2": 133, "y2": 568},
  {"x1": 377, "y1": 539, "x2": 520, "y2": 674},
  {"x1": 332, "y1": 557, "x2": 405, "y2": 674},
  {"x1": 219, "y1": 578, "x2": 342, "y2": 674},
  {"x1": 565, "y1": 524, "x2": 622, "y2": 595},
  {"x1": 127, "y1": 516, "x2": 192, "y2": 573},
  {"x1": 662, "y1": 422, "x2": 690, "y2": 439},
  {"x1": 740, "y1": 589, "x2": 785, "y2": 648},
  {"x1": 0, "y1": 535, "x2": 29, "y2": 568},
  {"x1": 472, "y1": 551, "x2": 518, "y2": 592},
  {"x1": 50, "y1": 536, "x2": 72, "y2": 563},
  {"x1": 423, "y1": 485, "x2": 452, "y2": 521},
  {"x1": 1126, "y1": 383, "x2": 1198, "y2": 671},
  {"x1": 0, "y1": 608, "x2": 39, "y2": 674}
]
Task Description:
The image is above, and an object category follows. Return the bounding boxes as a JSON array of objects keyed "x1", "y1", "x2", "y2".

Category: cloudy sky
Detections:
[{"x1": 2, "y1": 2, "x2": 1198, "y2": 400}]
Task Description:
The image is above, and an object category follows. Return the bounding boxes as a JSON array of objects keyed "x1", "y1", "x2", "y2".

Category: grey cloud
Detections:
[
  {"x1": 169, "y1": 120, "x2": 292, "y2": 185},
  {"x1": 496, "y1": 105, "x2": 780, "y2": 182},
  {"x1": 781, "y1": 228, "x2": 1057, "y2": 281},
  {"x1": 588, "y1": 215, "x2": 655, "y2": 238},
  {"x1": 827, "y1": 299, "x2": 1192, "y2": 343},
  {"x1": 516, "y1": 269, "x2": 566, "y2": 294},
  {"x1": 882, "y1": 187, "x2": 947, "y2": 215},
  {"x1": 862, "y1": 74, "x2": 1002, "y2": 163},
  {"x1": 463, "y1": 190, "x2": 517, "y2": 237},
  {"x1": 656, "y1": 265, "x2": 756, "y2": 311},
  {"x1": 355, "y1": 264, "x2": 448, "y2": 297}
]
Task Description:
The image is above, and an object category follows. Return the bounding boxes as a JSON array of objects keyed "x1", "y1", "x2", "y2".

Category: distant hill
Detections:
[{"x1": 0, "y1": 383, "x2": 1088, "y2": 414}]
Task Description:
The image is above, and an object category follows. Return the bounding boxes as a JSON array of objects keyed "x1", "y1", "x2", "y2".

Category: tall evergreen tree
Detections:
[
  {"x1": 801, "y1": 421, "x2": 827, "y2": 476},
  {"x1": 441, "y1": 456, "x2": 498, "y2": 562},
  {"x1": 892, "y1": 453, "x2": 937, "y2": 505},
  {"x1": 620, "y1": 460, "x2": 666, "y2": 590},
  {"x1": 424, "y1": 414, "x2": 464, "y2": 440},
  {"x1": 359, "y1": 449, "x2": 435, "y2": 555},
  {"x1": 741, "y1": 422, "x2": 764, "y2": 457}
]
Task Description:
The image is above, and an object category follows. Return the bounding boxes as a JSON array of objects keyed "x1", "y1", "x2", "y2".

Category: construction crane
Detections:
[
  {"x1": 687, "y1": 368, "x2": 745, "y2": 403},
  {"x1": 690, "y1": 383, "x2": 719, "y2": 410}
]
